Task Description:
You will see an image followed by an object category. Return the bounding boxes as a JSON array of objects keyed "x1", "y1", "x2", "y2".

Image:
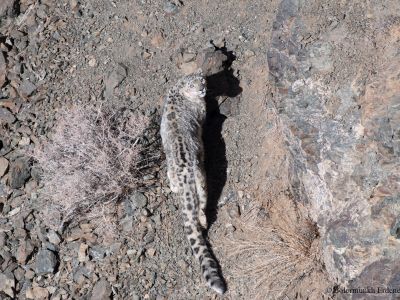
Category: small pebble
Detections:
[
  {"x1": 147, "y1": 248, "x2": 156, "y2": 257},
  {"x1": 88, "y1": 57, "x2": 97, "y2": 67}
]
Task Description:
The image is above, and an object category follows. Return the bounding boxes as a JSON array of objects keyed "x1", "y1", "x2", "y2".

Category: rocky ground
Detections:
[{"x1": 0, "y1": 0, "x2": 399, "y2": 299}]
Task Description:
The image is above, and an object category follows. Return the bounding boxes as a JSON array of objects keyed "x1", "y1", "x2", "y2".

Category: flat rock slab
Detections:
[
  {"x1": 9, "y1": 158, "x2": 30, "y2": 189},
  {"x1": 35, "y1": 249, "x2": 58, "y2": 275}
]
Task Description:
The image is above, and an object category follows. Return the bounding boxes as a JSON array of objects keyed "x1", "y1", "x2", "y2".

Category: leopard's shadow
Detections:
[{"x1": 203, "y1": 49, "x2": 242, "y2": 230}]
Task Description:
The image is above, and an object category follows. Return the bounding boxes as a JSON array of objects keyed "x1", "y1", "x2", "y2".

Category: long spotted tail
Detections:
[{"x1": 183, "y1": 218, "x2": 226, "y2": 294}]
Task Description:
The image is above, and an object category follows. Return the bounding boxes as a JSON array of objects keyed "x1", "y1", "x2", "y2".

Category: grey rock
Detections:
[
  {"x1": 163, "y1": 1, "x2": 179, "y2": 14},
  {"x1": 121, "y1": 216, "x2": 133, "y2": 232},
  {"x1": 0, "y1": 0, "x2": 15, "y2": 18},
  {"x1": 124, "y1": 197, "x2": 135, "y2": 216},
  {"x1": 0, "y1": 232, "x2": 6, "y2": 247},
  {"x1": 0, "y1": 51, "x2": 6, "y2": 87},
  {"x1": 35, "y1": 249, "x2": 58, "y2": 275},
  {"x1": 104, "y1": 64, "x2": 127, "y2": 98},
  {"x1": 89, "y1": 245, "x2": 106, "y2": 260},
  {"x1": 19, "y1": 79, "x2": 37, "y2": 97},
  {"x1": 130, "y1": 192, "x2": 148, "y2": 209},
  {"x1": 0, "y1": 272, "x2": 15, "y2": 297},
  {"x1": 90, "y1": 279, "x2": 111, "y2": 300},
  {"x1": 182, "y1": 52, "x2": 196, "y2": 63},
  {"x1": 9, "y1": 158, "x2": 30, "y2": 189},
  {"x1": 0, "y1": 108, "x2": 16, "y2": 124},
  {"x1": 132, "y1": 293, "x2": 140, "y2": 300},
  {"x1": 47, "y1": 230, "x2": 61, "y2": 245},
  {"x1": 268, "y1": 0, "x2": 400, "y2": 289},
  {"x1": 73, "y1": 266, "x2": 92, "y2": 283}
]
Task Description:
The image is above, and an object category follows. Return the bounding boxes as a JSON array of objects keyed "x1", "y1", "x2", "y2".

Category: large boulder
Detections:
[{"x1": 267, "y1": 0, "x2": 400, "y2": 296}]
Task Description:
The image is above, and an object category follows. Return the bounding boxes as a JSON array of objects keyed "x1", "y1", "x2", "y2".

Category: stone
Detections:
[
  {"x1": 0, "y1": 232, "x2": 6, "y2": 247},
  {"x1": 0, "y1": 157, "x2": 9, "y2": 177},
  {"x1": 26, "y1": 286, "x2": 49, "y2": 299},
  {"x1": 227, "y1": 205, "x2": 240, "y2": 219},
  {"x1": 0, "y1": 0, "x2": 14, "y2": 18},
  {"x1": 141, "y1": 208, "x2": 150, "y2": 217},
  {"x1": 47, "y1": 230, "x2": 61, "y2": 245},
  {"x1": 88, "y1": 57, "x2": 97, "y2": 67},
  {"x1": 78, "y1": 243, "x2": 88, "y2": 262},
  {"x1": 121, "y1": 216, "x2": 133, "y2": 232},
  {"x1": 88, "y1": 245, "x2": 106, "y2": 260},
  {"x1": 0, "y1": 272, "x2": 14, "y2": 297},
  {"x1": 0, "y1": 51, "x2": 6, "y2": 87},
  {"x1": 179, "y1": 61, "x2": 198, "y2": 75},
  {"x1": 195, "y1": 49, "x2": 227, "y2": 75},
  {"x1": 0, "y1": 107, "x2": 16, "y2": 124},
  {"x1": 104, "y1": 64, "x2": 127, "y2": 98},
  {"x1": 19, "y1": 79, "x2": 37, "y2": 97},
  {"x1": 9, "y1": 158, "x2": 30, "y2": 189},
  {"x1": 130, "y1": 192, "x2": 148, "y2": 209},
  {"x1": 16, "y1": 239, "x2": 34, "y2": 264},
  {"x1": 13, "y1": 266, "x2": 25, "y2": 281},
  {"x1": 142, "y1": 50, "x2": 151, "y2": 59},
  {"x1": 151, "y1": 32, "x2": 164, "y2": 48},
  {"x1": 70, "y1": 0, "x2": 78, "y2": 9},
  {"x1": 90, "y1": 279, "x2": 111, "y2": 300},
  {"x1": 35, "y1": 249, "x2": 58, "y2": 275},
  {"x1": 18, "y1": 136, "x2": 31, "y2": 146},
  {"x1": 25, "y1": 269, "x2": 35, "y2": 279},
  {"x1": 244, "y1": 49, "x2": 255, "y2": 58},
  {"x1": 266, "y1": 0, "x2": 400, "y2": 291},
  {"x1": 163, "y1": 1, "x2": 179, "y2": 14},
  {"x1": 182, "y1": 52, "x2": 196, "y2": 63},
  {"x1": 147, "y1": 248, "x2": 156, "y2": 257},
  {"x1": 8, "y1": 206, "x2": 20, "y2": 216}
]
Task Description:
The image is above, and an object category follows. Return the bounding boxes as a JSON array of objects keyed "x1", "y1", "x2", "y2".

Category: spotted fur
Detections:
[{"x1": 160, "y1": 71, "x2": 226, "y2": 294}]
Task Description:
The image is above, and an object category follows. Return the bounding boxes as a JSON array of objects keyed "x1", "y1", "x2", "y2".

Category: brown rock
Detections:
[
  {"x1": 0, "y1": 157, "x2": 9, "y2": 177},
  {"x1": 151, "y1": 32, "x2": 164, "y2": 48},
  {"x1": 0, "y1": 51, "x2": 6, "y2": 87},
  {"x1": 16, "y1": 239, "x2": 34, "y2": 264},
  {"x1": 196, "y1": 49, "x2": 227, "y2": 75},
  {"x1": 179, "y1": 61, "x2": 198, "y2": 75},
  {"x1": 78, "y1": 243, "x2": 88, "y2": 262},
  {"x1": 26, "y1": 286, "x2": 49, "y2": 299}
]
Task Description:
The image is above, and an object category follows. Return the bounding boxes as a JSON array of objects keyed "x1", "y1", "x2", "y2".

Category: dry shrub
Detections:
[
  {"x1": 225, "y1": 196, "x2": 329, "y2": 299},
  {"x1": 33, "y1": 103, "x2": 153, "y2": 232}
]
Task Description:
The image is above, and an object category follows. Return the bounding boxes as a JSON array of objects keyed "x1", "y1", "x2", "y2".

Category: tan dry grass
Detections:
[
  {"x1": 33, "y1": 103, "x2": 151, "y2": 232},
  {"x1": 225, "y1": 196, "x2": 328, "y2": 300}
]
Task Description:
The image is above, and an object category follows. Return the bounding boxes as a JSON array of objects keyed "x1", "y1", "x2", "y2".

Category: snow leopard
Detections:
[{"x1": 160, "y1": 70, "x2": 226, "y2": 294}]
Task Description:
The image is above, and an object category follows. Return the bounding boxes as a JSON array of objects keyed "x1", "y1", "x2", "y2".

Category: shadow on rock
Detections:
[{"x1": 203, "y1": 47, "x2": 242, "y2": 229}]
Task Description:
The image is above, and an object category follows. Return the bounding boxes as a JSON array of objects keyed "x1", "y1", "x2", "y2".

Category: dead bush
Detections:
[
  {"x1": 33, "y1": 103, "x2": 155, "y2": 232},
  {"x1": 224, "y1": 196, "x2": 329, "y2": 299}
]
